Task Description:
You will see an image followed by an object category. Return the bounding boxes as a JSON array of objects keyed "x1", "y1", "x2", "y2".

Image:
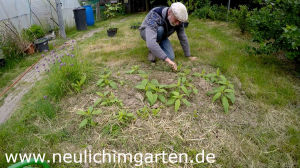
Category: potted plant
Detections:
[
  {"x1": 104, "y1": 3, "x2": 124, "y2": 37},
  {"x1": 22, "y1": 24, "x2": 46, "y2": 52}
]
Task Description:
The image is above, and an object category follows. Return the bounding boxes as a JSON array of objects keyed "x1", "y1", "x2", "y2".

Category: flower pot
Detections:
[
  {"x1": 25, "y1": 43, "x2": 35, "y2": 55},
  {"x1": 107, "y1": 28, "x2": 118, "y2": 37},
  {"x1": 34, "y1": 38, "x2": 49, "y2": 52}
]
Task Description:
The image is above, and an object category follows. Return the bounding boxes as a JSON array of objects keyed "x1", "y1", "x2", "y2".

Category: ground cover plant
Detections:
[{"x1": 0, "y1": 13, "x2": 299, "y2": 168}]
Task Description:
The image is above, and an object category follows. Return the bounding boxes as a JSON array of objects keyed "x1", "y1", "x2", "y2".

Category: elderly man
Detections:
[{"x1": 139, "y1": 2, "x2": 196, "y2": 70}]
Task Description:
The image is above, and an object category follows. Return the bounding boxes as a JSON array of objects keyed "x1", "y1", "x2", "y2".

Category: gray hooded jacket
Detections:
[{"x1": 139, "y1": 7, "x2": 191, "y2": 60}]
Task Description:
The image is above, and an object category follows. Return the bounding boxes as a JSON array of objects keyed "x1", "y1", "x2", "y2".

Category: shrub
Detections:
[
  {"x1": 193, "y1": 5, "x2": 211, "y2": 19},
  {"x1": 104, "y1": 3, "x2": 125, "y2": 19},
  {"x1": 22, "y1": 24, "x2": 45, "y2": 42},
  {"x1": 236, "y1": 5, "x2": 248, "y2": 34},
  {"x1": 280, "y1": 25, "x2": 300, "y2": 60}
]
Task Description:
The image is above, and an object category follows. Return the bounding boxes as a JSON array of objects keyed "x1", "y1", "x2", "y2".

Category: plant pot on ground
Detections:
[
  {"x1": 107, "y1": 28, "x2": 118, "y2": 37},
  {"x1": 34, "y1": 38, "x2": 49, "y2": 52}
]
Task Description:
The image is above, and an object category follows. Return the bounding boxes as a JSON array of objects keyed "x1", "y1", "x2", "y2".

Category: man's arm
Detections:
[
  {"x1": 176, "y1": 26, "x2": 191, "y2": 57},
  {"x1": 145, "y1": 28, "x2": 168, "y2": 60}
]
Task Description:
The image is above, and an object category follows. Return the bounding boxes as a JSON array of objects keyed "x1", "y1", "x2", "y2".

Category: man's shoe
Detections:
[{"x1": 148, "y1": 52, "x2": 156, "y2": 63}]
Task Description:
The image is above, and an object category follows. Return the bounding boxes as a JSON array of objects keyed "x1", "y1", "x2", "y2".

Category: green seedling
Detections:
[
  {"x1": 192, "y1": 69, "x2": 206, "y2": 78},
  {"x1": 137, "y1": 105, "x2": 162, "y2": 119},
  {"x1": 135, "y1": 79, "x2": 168, "y2": 105},
  {"x1": 204, "y1": 69, "x2": 235, "y2": 113},
  {"x1": 207, "y1": 86, "x2": 235, "y2": 113},
  {"x1": 116, "y1": 110, "x2": 135, "y2": 125},
  {"x1": 137, "y1": 106, "x2": 150, "y2": 119},
  {"x1": 126, "y1": 65, "x2": 140, "y2": 74},
  {"x1": 166, "y1": 91, "x2": 191, "y2": 112},
  {"x1": 71, "y1": 74, "x2": 86, "y2": 93},
  {"x1": 97, "y1": 71, "x2": 117, "y2": 89},
  {"x1": 203, "y1": 68, "x2": 221, "y2": 83},
  {"x1": 174, "y1": 69, "x2": 198, "y2": 96},
  {"x1": 77, "y1": 106, "x2": 102, "y2": 128},
  {"x1": 96, "y1": 91, "x2": 123, "y2": 107}
]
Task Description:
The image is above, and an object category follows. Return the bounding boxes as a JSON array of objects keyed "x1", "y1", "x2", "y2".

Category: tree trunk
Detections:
[{"x1": 55, "y1": 0, "x2": 66, "y2": 39}]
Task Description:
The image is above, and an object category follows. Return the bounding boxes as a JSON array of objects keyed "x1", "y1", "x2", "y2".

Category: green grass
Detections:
[{"x1": 0, "y1": 14, "x2": 299, "y2": 167}]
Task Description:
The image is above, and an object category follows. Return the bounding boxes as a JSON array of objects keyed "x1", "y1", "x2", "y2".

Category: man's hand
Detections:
[
  {"x1": 188, "y1": 56, "x2": 197, "y2": 61},
  {"x1": 165, "y1": 58, "x2": 177, "y2": 71}
]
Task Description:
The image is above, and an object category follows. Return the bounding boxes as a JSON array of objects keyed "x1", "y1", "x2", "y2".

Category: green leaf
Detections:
[
  {"x1": 222, "y1": 96, "x2": 229, "y2": 113},
  {"x1": 93, "y1": 98, "x2": 102, "y2": 107},
  {"x1": 181, "y1": 86, "x2": 189, "y2": 94},
  {"x1": 79, "y1": 119, "x2": 88, "y2": 128},
  {"x1": 126, "y1": 69, "x2": 135, "y2": 74},
  {"x1": 80, "y1": 74, "x2": 86, "y2": 85},
  {"x1": 135, "y1": 84, "x2": 146, "y2": 90},
  {"x1": 158, "y1": 94, "x2": 166, "y2": 103},
  {"x1": 182, "y1": 98, "x2": 191, "y2": 106},
  {"x1": 192, "y1": 72, "x2": 201, "y2": 77},
  {"x1": 175, "y1": 99, "x2": 180, "y2": 112},
  {"x1": 212, "y1": 92, "x2": 221, "y2": 102},
  {"x1": 109, "y1": 81, "x2": 117, "y2": 89},
  {"x1": 224, "y1": 89, "x2": 234, "y2": 93},
  {"x1": 141, "y1": 79, "x2": 149, "y2": 86},
  {"x1": 88, "y1": 106, "x2": 93, "y2": 113},
  {"x1": 151, "y1": 79, "x2": 159, "y2": 85},
  {"x1": 166, "y1": 84, "x2": 177, "y2": 88},
  {"x1": 172, "y1": 91, "x2": 180, "y2": 96},
  {"x1": 193, "y1": 88, "x2": 198, "y2": 94},
  {"x1": 146, "y1": 91, "x2": 157, "y2": 106},
  {"x1": 96, "y1": 92, "x2": 104, "y2": 97},
  {"x1": 166, "y1": 98, "x2": 175, "y2": 105},
  {"x1": 77, "y1": 110, "x2": 86, "y2": 115},
  {"x1": 97, "y1": 79, "x2": 104, "y2": 86},
  {"x1": 92, "y1": 110, "x2": 102, "y2": 115},
  {"x1": 225, "y1": 93, "x2": 236, "y2": 104}
]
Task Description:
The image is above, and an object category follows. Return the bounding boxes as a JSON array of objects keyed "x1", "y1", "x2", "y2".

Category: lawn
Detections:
[{"x1": 0, "y1": 13, "x2": 299, "y2": 167}]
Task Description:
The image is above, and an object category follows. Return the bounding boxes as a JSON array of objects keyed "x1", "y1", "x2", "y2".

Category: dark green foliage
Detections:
[
  {"x1": 193, "y1": 5, "x2": 227, "y2": 21},
  {"x1": 236, "y1": 5, "x2": 248, "y2": 34},
  {"x1": 22, "y1": 24, "x2": 45, "y2": 42}
]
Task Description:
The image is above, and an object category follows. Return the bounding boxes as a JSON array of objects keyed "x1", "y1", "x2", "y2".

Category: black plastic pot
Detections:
[
  {"x1": 107, "y1": 28, "x2": 118, "y2": 37},
  {"x1": 184, "y1": 22, "x2": 189, "y2": 28},
  {"x1": 34, "y1": 38, "x2": 49, "y2": 52}
]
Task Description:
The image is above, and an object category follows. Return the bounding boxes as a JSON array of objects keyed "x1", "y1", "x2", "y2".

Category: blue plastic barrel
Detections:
[{"x1": 83, "y1": 5, "x2": 94, "y2": 26}]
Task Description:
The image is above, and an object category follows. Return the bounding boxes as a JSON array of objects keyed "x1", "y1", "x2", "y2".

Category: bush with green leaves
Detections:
[
  {"x1": 193, "y1": 5, "x2": 227, "y2": 21},
  {"x1": 280, "y1": 25, "x2": 300, "y2": 60},
  {"x1": 22, "y1": 24, "x2": 45, "y2": 42},
  {"x1": 235, "y1": 5, "x2": 248, "y2": 34},
  {"x1": 104, "y1": 3, "x2": 125, "y2": 19}
]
